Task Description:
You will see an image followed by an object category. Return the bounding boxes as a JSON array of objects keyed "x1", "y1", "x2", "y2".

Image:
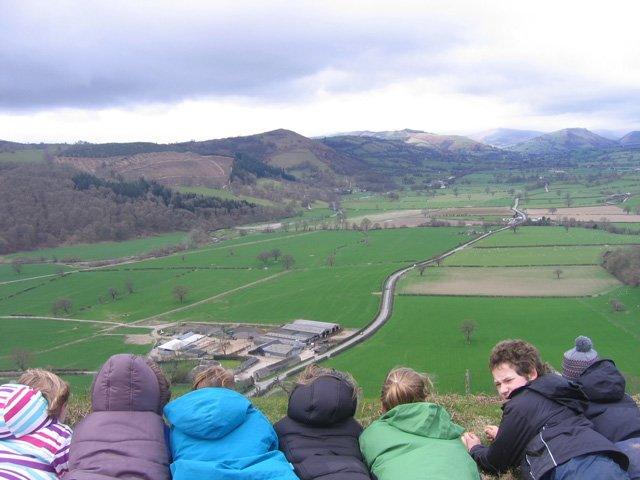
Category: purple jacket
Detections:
[{"x1": 65, "y1": 354, "x2": 170, "y2": 480}]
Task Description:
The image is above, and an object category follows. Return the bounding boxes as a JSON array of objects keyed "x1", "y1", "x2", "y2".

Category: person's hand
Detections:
[
  {"x1": 484, "y1": 425, "x2": 499, "y2": 442},
  {"x1": 461, "y1": 432, "x2": 481, "y2": 451}
]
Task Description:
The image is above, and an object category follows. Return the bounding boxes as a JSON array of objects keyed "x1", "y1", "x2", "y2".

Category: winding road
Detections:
[{"x1": 249, "y1": 198, "x2": 526, "y2": 396}]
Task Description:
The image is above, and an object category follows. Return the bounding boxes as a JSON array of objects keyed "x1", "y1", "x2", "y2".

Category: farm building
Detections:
[
  {"x1": 281, "y1": 319, "x2": 340, "y2": 338},
  {"x1": 254, "y1": 320, "x2": 341, "y2": 347},
  {"x1": 249, "y1": 339, "x2": 304, "y2": 358},
  {"x1": 158, "y1": 333, "x2": 204, "y2": 352}
]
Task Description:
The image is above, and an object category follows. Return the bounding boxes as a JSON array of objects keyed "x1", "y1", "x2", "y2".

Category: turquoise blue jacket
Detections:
[{"x1": 164, "y1": 387, "x2": 299, "y2": 480}]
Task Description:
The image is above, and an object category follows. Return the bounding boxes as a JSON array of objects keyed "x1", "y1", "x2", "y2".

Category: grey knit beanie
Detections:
[{"x1": 562, "y1": 336, "x2": 598, "y2": 381}]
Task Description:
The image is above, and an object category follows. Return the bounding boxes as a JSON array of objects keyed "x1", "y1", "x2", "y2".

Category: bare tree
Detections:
[
  {"x1": 52, "y1": 298, "x2": 72, "y2": 315},
  {"x1": 10, "y1": 348, "x2": 32, "y2": 371},
  {"x1": 11, "y1": 259, "x2": 22, "y2": 274},
  {"x1": 173, "y1": 285, "x2": 188, "y2": 303},
  {"x1": 360, "y1": 217, "x2": 372, "y2": 232},
  {"x1": 125, "y1": 280, "x2": 135, "y2": 294},
  {"x1": 459, "y1": 320, "x2": 477, "y2": 345},
  {"x1": 564, "y1": 192, "x2": 573, "y2": 207},
  {"x1": 108, "y1": 287, "x2": 119, "y2": 301},
  {"x1": 610, "y1": 298, "x2": 626, "y2": 312},
  {"x1": 270, "y1": 248, "x2": 282, "y2": 261},
  {"x1": 418, "y1": 264, "x2": 428, "y2": 276},
  {"x1": 282, "y1": 254, "x2": 295, "y2": 270},
  {"x1": 257, "y1": 251, "x2": 271, "y2": 266},
  {"x1": 326, "y1": 253, "x2": 336, "y2": 267},
  {"x1": 554, "y1": 269, "x2": 563, "y2": 280}
]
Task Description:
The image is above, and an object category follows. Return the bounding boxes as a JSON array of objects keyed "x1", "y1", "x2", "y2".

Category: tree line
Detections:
[{"x1": 602, "y1": 246, "x2": 640, "y2": 286}]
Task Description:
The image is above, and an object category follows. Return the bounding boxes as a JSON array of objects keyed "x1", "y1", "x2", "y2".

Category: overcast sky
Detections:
[{"x1": 1, "y1": 0, "x2": 639, "y2": 143}]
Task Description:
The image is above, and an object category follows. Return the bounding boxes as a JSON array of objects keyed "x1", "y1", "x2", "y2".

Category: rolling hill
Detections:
[
  {"x1": 510, "y1": 128, "x2": 617, "y2": 154},
  {"x1": 619, "y1": 131, "x2": 640, "y2": 147}
]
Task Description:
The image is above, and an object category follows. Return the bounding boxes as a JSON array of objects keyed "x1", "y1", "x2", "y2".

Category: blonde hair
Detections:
[
  {"x1": 296, "y1": 364, "x2": 359, "y2": 400},
  {"x1": 193, "y1": 365, "x2": 235, "y2": 390},
  {"x1": 18, "y1": 369, "x2": 69, "y2": 418},
  {"x1": 380, "y1": 367, "x2": 432, "y2": 412}
]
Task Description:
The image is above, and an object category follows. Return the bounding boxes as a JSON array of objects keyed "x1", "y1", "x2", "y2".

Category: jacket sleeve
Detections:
[
  {"x1": 470, "y1": 400, "x2": 536, "y2": 474},
  {"x1": 52, "y1": 424, "x2": 73, "y2": 477}
]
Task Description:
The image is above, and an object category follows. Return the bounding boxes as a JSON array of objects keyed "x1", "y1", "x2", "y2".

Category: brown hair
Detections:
[
  {"x1": 380, "y1": 367, "x2": 432, "y2": 412},
  {"x1": 296, "y1": 364, "x2": 359, "y2": 400},
  {"x1": 193, "y1": 365, "x2": 235, "y2": 390},
  {"x1": 18, "y1": 369, "x2": 70, "y2": 418},
  {"x1": 489, "y1": 339, "x2": 551, "y2": 377},
  {"x1": 143, "y1": 358, "x2": 172, "y2": 409}
]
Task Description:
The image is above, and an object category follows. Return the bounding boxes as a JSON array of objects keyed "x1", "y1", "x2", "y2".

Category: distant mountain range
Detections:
[
  {"x1": 469, "y1": 128, "x2": 545, "y2": 148},
  {"x1": 2, "y1": 127, "x2": 639, "y2": 193}
]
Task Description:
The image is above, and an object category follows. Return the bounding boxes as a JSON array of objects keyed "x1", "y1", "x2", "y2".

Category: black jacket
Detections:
[
  {"x1": 470, "y1": 374, "x2": 628, "y2": 479},
  {"x1": 274, "y1": 376, "x2": 373, "y2": 480},
  {"x1": 577, "y1": 359, "x2": 640, "y2": 442}
]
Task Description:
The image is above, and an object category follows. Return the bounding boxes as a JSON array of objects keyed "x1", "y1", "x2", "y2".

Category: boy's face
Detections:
[{"x1": 492, "y1": 362, "x2": 537, "y2": 401}]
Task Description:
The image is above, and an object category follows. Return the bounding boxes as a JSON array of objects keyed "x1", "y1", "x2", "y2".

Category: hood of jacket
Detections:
[
  {"x1": 91, "y1": 354, "x2": 161, "y2": 414},
  {"x1": 164, "y1": 387, "x2": 251, "y2": 440},
  {"x1": 523, "y1": 373, "x2": 587, "y2": 413},
  {"x1": 379, "y1": 402, "x2": 463, "y2": 439},
  {"x1": 0, "y1": 383, "x2": 49, "y2": 438},
  {"x1": 577, "y1": 359, "x2": 625, "y2": 403},
  {"x1": 287, "y1": 375, "x2": 357, "y2": 426}
]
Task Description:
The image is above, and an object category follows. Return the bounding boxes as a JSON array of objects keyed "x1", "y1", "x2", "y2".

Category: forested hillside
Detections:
[{"x1": 0, "y1": 163, "x2": 293, "y2": 254}]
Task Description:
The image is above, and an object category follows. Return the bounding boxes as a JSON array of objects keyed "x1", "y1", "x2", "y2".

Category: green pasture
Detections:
[
  {"x1": 165, "y1": 265, "x2": 388, "y2": 327},
  {"x1": 0, "y1": 319, "x2": 101, "y2": 363},
  {"x1": 0, "y1": 228, "x2": 468, "y2": 325},
  {"x1": 342, "y1": 189, "x2": 513, "y2": 214},
  {"x1": 163, "y1": 228, "x2": 468, "y2": 327},
  {"x1": 134, "y1": 228, "x2": 468, "y2": 270},
  {"x1": 177, "y1": 186, "x2": 275, "y2": 206},
  {"x1": 327, "y1": 287, "x2": 640, "y2": 396},
  {"x1": 33, "y1": 334, "x2": 152, "y2": 370},
  {"x1": 0, "y1": 263, "x2": 72, "y2": 282},
  {"x1": 399, "y1": 265, "x2": 620, "y2": 297},
  {"x1": 2, "y1": 232, "x2": 188, "y2": 262},
  {"x1": 445, "y1": 245, "x2": 609, "y2": 266},
  {"x1": 0, "y1": 267, "x2": 272, "y2": 322},
  {"x1": 479, "y1": 226, "x2": 640, "y2": 247}
]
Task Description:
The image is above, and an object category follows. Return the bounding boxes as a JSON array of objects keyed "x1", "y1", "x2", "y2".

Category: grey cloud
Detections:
[{"x1": 0, "y1": 1, "x2": 465, "y2": 110}]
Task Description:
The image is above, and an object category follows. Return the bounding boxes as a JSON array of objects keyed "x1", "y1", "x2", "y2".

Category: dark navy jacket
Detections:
[
  {"x1": 576, "y1": 359, "x2": 640, "y2": 443},
  {"x1": 470, "y1": 374, "x2": 629, "y2": 480},
  {"x1": 274, "y1": 376, "x2": 373, "y2": 480}
]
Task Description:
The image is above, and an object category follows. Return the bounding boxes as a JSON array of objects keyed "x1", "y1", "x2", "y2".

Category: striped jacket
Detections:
[{"x1": 0, "y1": 384, "x2": 72, "y2": 479}]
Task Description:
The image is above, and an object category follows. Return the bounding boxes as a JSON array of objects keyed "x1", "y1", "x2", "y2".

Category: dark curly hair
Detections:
[{"x1": 489, "y1": 339, "x2": 551, "y2": 377}]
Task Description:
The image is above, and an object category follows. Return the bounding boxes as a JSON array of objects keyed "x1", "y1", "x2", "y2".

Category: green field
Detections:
[
  {"x1": 327, "y1": 287, "x2": 640, "y2": 396},
  {"x1": 0, "y1": 263, "x2": 73, "y2": 283},
  {"x1": 0, "y1": 227, "x2": 468, "y2": 370},
  {"x1": 480, "y1": 226, "x2": 640, "y2": 247},
  {"x1": 2, "y1": 232, "x2": 188, "y2": 262},
  {"x1": 400, "y1": 266, "x2": 620, "y2": 297},
  {"x1": 177, "y1": 186, "x2": 275, "y2": 206},
  {"x1": 444, "y1": 245, "x2": 610, "y2": 266}
]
